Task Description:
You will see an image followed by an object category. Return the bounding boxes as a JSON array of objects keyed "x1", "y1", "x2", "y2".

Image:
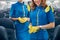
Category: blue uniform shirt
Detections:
[
  {"x1": 30, "y1": 6, "x2": 55, "y2": 26},
  {"x1": 29, "y1": 6, "x2": 55, "y2": 39},
  {"x1": 10, "y1": 2, "x2": 29, "y2": 32}
]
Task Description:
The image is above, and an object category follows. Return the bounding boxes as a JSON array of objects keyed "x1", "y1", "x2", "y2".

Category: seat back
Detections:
[
  {"x1": 0, "y1": 13, "x2": 4, "y2": 18},
  {"x1": 0, "y1": 26, "x2": 8, "y2": 40},
  {"x1": 53, "y1": 25, "x2": 60, "y2": 40},
  {"x1": 0, "y1": 18, "x2": 16, "y2": 40}
]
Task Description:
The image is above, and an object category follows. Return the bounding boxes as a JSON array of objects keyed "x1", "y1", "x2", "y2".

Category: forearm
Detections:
[
  {"x1": 9, "y1": 17, "x2": 18, "y2": 21},
  {"x1": 11, "y1": 18, "x2": 18, "y2": 21},
  {"x1": 39, "y1": 22, "x2": 55, "y2": 29}
]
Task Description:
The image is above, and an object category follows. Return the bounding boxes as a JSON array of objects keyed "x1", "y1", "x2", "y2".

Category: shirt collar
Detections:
[{"x1": 17, "y1": 1, "x2": 24, "y2": 5}]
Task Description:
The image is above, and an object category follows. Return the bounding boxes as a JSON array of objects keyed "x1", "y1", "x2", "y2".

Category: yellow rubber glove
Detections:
[
  {"x1": 29, "y1": 25, "x2": 40, "y2": 34},
  {"x1": 32, "y1": 26, "x2": 39, "y2": 33},
  {"x1": 18, "y1": 17, "x2": 28, "y2": 23},
  {"x1": 29, "y1": 24, "x2": 34, "y2": 34}
]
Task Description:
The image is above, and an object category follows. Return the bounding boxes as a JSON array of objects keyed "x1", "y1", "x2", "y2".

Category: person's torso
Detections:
[
  {"x1": 13, "y1": 2, "x2": 28, "y2": 18},
  {"x1": 13, "y1": 2, "x2": 29, "y2": 32},
  {"x1": 30, "y1": 6, "x2": 49, "y2": 26}
]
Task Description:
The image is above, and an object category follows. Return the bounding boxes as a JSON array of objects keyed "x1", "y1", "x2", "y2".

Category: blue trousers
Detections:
[
  {"x1": 15, "y1": 22, "x2": 30, "y2": 40},
  {"x1": 31, "y1": 38, "x2": 48, "y2": 40},
  {"x1": 30, "y1": 29, "x2": 48, "y2": 40},
  {"x1": 16, "y1": 30, "x2": 30, "y2": 40}
]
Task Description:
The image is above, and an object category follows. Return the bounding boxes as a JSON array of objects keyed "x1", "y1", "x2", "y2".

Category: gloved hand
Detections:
[
  {"x1": 29, "y1": 24, "x2": 34, "y2": 34},
  {"x1": 29, "y1": 24, "x2": 40, "y2": 34},
  {"x1": 18, "y1": 17, "x2": 28, "y2": 23},
  {"x1": 32, "y1": 26, "x2": 40, "y2": 33}
]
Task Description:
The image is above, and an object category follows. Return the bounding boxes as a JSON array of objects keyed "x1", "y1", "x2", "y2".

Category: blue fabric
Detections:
[
  {"x1": 10, "y1": 1, "x2": 29, "y2": 32},
  {"x1": 30, "y1": 6, "x2": 55, "y2": 26},
  {"x1": 30, "y1": 29, "x2": 48, "y2": 40},
  {"x1": 29, "y1": 6, "x2": 55, "y2": 40},
  {"x1": 31, "y1": 38, "x2": 48, "y2": 40},
  {"x1": 10, "y1": 2, "x2": 29, "y2": 18},
  {"x1": 10, "y1": 2, "x2": 30, "y2": 40},
  {"x1": 16, "y1": 31, "x2": 30, "y2": 40},
  {"x1": 10, "y1": 2, "x2": 28, "y2": 18}
]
